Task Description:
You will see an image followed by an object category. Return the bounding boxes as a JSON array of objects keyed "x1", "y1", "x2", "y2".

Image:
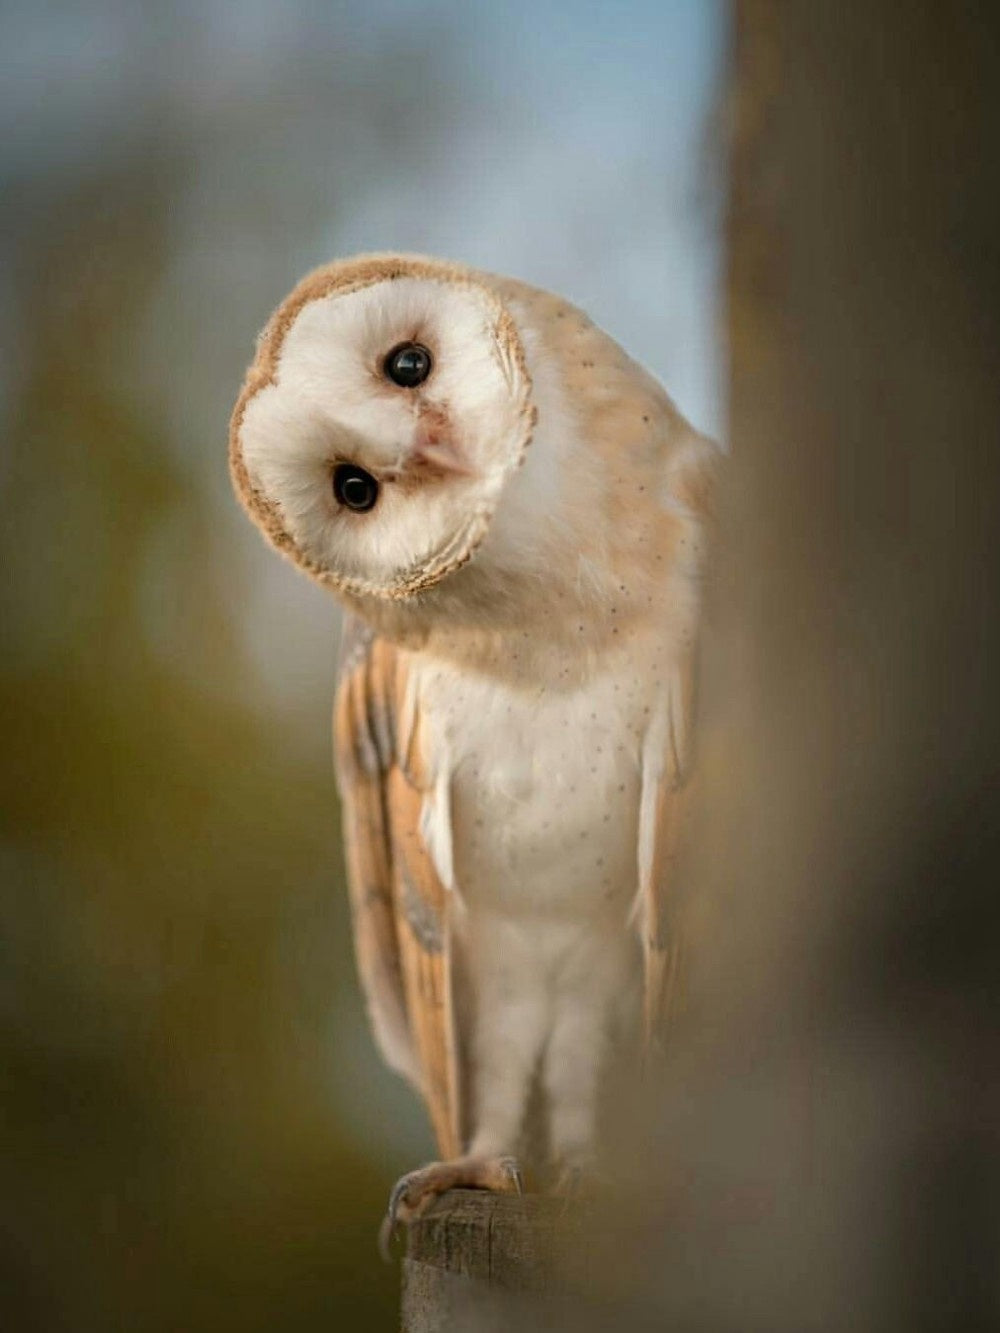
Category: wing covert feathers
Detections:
[
  {"x1": 639, "y1": 652, "x2": 697, "y2": 1049},
  {"x1": 334, "y1": 617, "x2": 461, "y2": 1158},
  {"x1": 639, "y1": 428, "x2": 718, "y2": 1044}
]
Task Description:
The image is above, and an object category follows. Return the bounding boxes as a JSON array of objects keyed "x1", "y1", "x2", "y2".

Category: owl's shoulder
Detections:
[{"x1": 483, "y1": 272, "x2": 719, "y2": 490}]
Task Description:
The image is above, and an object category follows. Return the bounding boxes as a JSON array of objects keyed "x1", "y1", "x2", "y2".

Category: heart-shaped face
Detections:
[{"x1": 230, "y1": 254, "x2": 535, "y2": 601}]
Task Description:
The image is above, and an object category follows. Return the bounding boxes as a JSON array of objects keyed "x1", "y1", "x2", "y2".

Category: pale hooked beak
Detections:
[
  {"x1": 412, "y1": 439, "x2": 475, "y2": 477},
  {"x1": 411, "y1": 415, "x2": 475, "y2": 478}
]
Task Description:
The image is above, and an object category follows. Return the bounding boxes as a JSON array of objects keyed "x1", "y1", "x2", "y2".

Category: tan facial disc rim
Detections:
[{"x1": 229, "y1": 253, "x2": 536, "y2": 601}]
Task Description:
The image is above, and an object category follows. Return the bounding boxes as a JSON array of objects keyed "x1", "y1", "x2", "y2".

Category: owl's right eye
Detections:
[
  {"x1": 384, "y1": 342, "x2": 432, "y2": 388},
  {"x1": 332, "y1": 463, "x2": 379, "y2": 513}
]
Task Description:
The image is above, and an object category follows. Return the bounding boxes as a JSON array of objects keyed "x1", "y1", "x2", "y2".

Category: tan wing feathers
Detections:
[
  {"x1": 640, "y1": 654, "x2": 698, "y2": 1047},
  {"x1": 334, "y1": 636, "x2": 415, "y2": 1089},
  {"x1": 640, "y1": 440, "x2": 717, "y2": 1045},
  {"x1": 334, "y1": 620, "x2": 462, "y2": 1159},
  {"x1": 383, "y1": 765, "x2": 462, "y2": 1159}
]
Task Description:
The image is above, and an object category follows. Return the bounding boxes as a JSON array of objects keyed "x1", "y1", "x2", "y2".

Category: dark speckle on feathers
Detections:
[{"x1": 400, "y1": 863, "x2": 444, "y2": 954}]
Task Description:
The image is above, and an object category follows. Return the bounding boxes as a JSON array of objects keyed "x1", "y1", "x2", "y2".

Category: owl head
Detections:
[{"x1": 230, "y1": 253, "x2": 536, "y2": 601}]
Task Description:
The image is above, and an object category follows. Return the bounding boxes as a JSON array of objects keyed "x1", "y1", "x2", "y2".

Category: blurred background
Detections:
[{"x1": 0, "y1": 3, "x2": 724, "y2": 1328}]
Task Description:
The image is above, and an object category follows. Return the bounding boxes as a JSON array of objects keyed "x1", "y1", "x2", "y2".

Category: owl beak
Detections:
[{"x1": 411, "y1": 435, "x2": 475, "y2": 478}]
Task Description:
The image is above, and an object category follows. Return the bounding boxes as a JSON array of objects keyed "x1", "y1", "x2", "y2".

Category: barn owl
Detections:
[{"x1": 229, "y1": 253, "x2": 718, "y2": 1252}]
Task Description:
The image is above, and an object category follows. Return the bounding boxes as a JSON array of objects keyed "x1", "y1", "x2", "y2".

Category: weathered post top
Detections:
[{"x1": 402, "y1": 1189, "x2": 592, "y2": 1332}]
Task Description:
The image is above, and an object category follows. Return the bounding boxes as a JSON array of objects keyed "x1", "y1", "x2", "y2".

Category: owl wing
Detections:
[
  {"x1": 638, "y1": 650, "x2": 698, "y2": 1046},
  {"x1": 333, "y1": 616, "x2": 462, "y2": 1159},
  {"x1": 638, "y1": 435, "x2": 720, "y2": 1046}
]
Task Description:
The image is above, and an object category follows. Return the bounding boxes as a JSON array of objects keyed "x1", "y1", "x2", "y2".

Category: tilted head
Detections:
[{"x1": 230, "y1": 254, "x2": 535, "y2": 601}]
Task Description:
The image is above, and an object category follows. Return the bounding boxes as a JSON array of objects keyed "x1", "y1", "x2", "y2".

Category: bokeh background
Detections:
[{"x1": 0, "y1": 3, "x2": 724, "y2": 1328}]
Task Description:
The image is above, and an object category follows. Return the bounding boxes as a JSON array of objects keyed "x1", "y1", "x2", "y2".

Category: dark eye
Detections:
[
  {"x1": 332, "y1": 463, "x2": 379, "y2": 513},
  {"x1": 384, "y1": 341, "x2": 432, "y2": 388}
]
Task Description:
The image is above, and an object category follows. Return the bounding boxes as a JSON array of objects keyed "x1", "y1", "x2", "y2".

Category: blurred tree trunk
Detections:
[{"x1": 646, "y1": 2, "x2": 1000, "y2": 1328}]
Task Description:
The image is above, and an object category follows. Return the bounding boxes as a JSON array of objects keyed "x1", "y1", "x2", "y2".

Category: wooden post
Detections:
[{"x1": 401, "y1": 1190, "x2": 592, "y2": 1332}]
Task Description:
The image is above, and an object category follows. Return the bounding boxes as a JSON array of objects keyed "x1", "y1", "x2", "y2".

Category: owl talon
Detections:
[
  {"x1": 501, "y1": 1157, "x2": 524, "y2": 1195},
  {"x1": 555, "y1": 1164, "x2": 583, "y2": 1197},
  {"x1": 378, "y1": 1210, "x2": 400, "y2": 1264},
  {"x1": 387, "y1": 1174, "x2": 414, "y2": 1222},
  {"x1": 377, "y1": 1154, "x2": 525, "y2": 1258},
  {"x1": 552, "y1": 1154, "x2": 606, "y2": 1204},
  {"x1": 378, "y1": 1169, "x2": 422, "y2": 1261}
]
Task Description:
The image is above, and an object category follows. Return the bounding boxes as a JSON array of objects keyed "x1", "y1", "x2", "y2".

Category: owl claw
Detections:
[
  {"x1": 386, "y1": 1174, "x2": 413, "y2": 1223},
  {"x1": 378, "y1": 1206, "x2": 403, "y2": 1264},
  {"x1": 552, "y1": 1155, "x2": 605, "y2": 1219},
  {"x1": 378, "y1": 1169, "x2": 423, "y2": 1261},
  {"x1": 377, "y1": 1154, "x2": 525, "y2": 1259},
  {"x1": 378, "y1": 1177, "x2": 408, "y2": 1262},
  {"x1": 502, "y1": 1157, "x2": 524, "y2": 1195}
]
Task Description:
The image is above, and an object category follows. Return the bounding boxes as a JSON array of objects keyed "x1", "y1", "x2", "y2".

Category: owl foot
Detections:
[
  {"x1": 551, "y1": 1154, "x2": 605, "y2": 1218},
  {"x1": 379, "y1": 1154, "x2": 523, "y2": 1260}
]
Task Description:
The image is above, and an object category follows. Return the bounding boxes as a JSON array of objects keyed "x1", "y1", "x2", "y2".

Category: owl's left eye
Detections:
[
  {"x1": 384, "y1": 342, "x2": 432, "y2": 388},
  {"x1": 332, "y1": 463, "x2": 379, "y2": 512}
]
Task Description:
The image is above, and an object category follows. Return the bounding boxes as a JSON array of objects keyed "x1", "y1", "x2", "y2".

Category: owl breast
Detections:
[
  {"x1": 407, "y1": 636, "x2": 666, "y2": 1147},
  {"x1": 409, "y1": 639, "x2": 663, "y2": 924}
]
